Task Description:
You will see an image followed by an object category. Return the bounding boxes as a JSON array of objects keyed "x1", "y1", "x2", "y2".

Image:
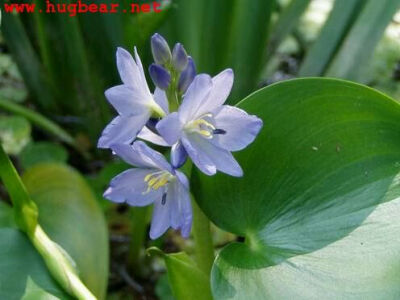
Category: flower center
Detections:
[
  {"x1": 185, "y1": 114, "x2": 226, "y2": 139},
  {"x1": 143, "y1": 170, "x2": 174, "y2": 194}
]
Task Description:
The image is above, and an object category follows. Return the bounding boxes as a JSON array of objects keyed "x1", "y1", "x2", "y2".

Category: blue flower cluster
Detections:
[{"x1": 99, "y1": 33, "x2": 263, "y2": 239}]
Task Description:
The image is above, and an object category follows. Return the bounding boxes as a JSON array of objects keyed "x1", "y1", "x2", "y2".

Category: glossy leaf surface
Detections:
[{"x1": 193, "y1": 78, "x2": 400, "y2": 299}]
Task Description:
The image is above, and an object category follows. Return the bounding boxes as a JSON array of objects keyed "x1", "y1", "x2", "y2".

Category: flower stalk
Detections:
[{"x1": 192, "y1": 198, "x2": 215, "y2": 275}]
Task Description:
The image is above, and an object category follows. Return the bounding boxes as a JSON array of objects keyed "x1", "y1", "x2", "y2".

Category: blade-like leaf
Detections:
[
  {"x1": 192, "y1": 78, "x2": 400, "y2": 299},
  {"x1": 267, "y1": 0, "x2": 312, "y2": 60},
  {"x1": 298, "y1": 0, "x2": 365, "y2": 76},
  {"x1": 227, "y1": 0, "x2": 275, "y2": 103},
  {"x1": 325, "y1": 0, "x2": 400, "y2": 81},
  {"x1": 0, "y1": 8, "x2": 57, "y2": 112}
]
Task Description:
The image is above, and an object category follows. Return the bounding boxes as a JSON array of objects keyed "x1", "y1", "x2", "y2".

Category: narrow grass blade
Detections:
[
  {"x1": 325, "y1": 0, "x2": 400, "y2": 81},
  {"x1": 299, "y1": 0, "x2": 365, "y2": 76}
]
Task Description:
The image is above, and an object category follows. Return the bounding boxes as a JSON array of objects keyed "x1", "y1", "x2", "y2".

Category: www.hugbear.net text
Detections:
[{"x1": 3, "y1": 0, "x2": 162, "y2": 16}]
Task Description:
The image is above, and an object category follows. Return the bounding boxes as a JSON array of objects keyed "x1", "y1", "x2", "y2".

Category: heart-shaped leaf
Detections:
[{"x1": 192, "y1": 78, "x2": 400, "y2": 299}]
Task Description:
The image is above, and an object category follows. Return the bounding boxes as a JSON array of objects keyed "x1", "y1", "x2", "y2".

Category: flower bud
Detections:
[
  {"x1": 151, "y1": 33, "x2": 172, "y2": 65},
  {"x1": 149, "y1": 64, "x2": 171, "y2": 90},
  {"x1": 178, "y1": 57, "x2": 196, "y2": 94},
  {"x1": 171, "y1": 142, "x2": 187, "y2": 169},
  {"x1": 172, "y1": 43, "x2": 188, "y2": 72}
]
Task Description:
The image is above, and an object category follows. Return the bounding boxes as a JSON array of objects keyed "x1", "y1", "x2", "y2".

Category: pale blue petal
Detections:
[
  {"x1": 169, "y1": 174, "x2": 192, "y2": 238},
  {"x1": 134, "y1": 47, "x2": 152, "y2": 96},
  {"x1": 132, "y1": 141, "x2": 173, "y2": 173},
  {"x1": 153, "y1": 87, "x2": 169, "y2": 114},
  {"x1": 178, "y1": 74, "x2": 212, "y2": 123},
  {"x1": 116, "y1": 47, "x2": 140, "y2": 87},
  {"x1": 111, "y1": 143, "x2": 156, "y2": 168},
  {"x1": 196, "y1": 69, "x2": 234, "y2": 117},
  {"x1": 156, "y1": 112, "x2": 183, "y2": 145},
  {"x1": 150, "y1": 194, "x2": 171, "y2": 239},
  {"x1": 211, "y1": 105, "x2": 263, "y2": 151},
  {"x1": 104, "y1": 168, "x2": 161, "y2": 206},
  {"x1": 105, "y1": 85, "x2": 148, "y2": 116},
  {"x1": 181, "y1": 135, "x2": 216, "y2": 176},
  {"x1": 116, "y1": 47, "x2": 153, "y2": 108},
  {"x1": 97, "y1": 113, "x2": 150, "y2": 149},
  {"x1": 175, "y1": 170, "x2": 189, "y2": 190},
  {"x1": 137, "y1": 126, "x2": 169, "y2": 146},
  {"x1": 183, "y1": 134, "x2": 243, "y2": 177}
]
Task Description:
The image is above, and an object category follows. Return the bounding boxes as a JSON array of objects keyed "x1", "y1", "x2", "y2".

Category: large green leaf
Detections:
[
  {"x1": 192, "y1": 78, "x2": 400, "y2": 299},
  {"x1": 22, "y1": 164, "x2": 109, "y2": 299}
]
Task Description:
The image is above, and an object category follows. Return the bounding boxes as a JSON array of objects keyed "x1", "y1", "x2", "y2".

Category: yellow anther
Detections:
[
  {"x1": 143, "y1": 171, "x2": 173, "y2": 194},
  {"x1": 199, "y1": 130, "x2": 212, "y2": 138}
]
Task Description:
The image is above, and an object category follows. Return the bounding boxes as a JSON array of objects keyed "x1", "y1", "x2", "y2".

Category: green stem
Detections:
[
  {"x1": 128, "y1": 206, "x2": 149, "y2": 275},
  {"x1": 0, "y1": 98, "x2": 89, "y2": 159},
  {"x1": 192, "y1": 198, "x2": 214, "y2": 276},
  {"x1": 31, "y1": 226, "x2": 97, "y2": 300},
  {"x1": 0, "y1": 144, "x2": 96, "y2": 299}
]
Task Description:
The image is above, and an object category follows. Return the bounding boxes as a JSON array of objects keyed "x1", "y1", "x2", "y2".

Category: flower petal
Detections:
[
  {"x1": 104, "y1": 168, "x2": 161, "y2": 206},
  {"x1": 137, "y1": 126, "x2": 169, "y2": 147},
  {"x1": 196, "y1": 69, "x2": 234, "y2": 117},
  {"x1": 105, "y1": 85, "x2": 149, "y2": 115},
  {"x1": 116, "y1": 47, "x2": 140, "y2": 87},
  {"x1": 150, "y1": 194, "x2": 171, "y2": 239},
  {"x1": 183, "y1": 133, "x2": 243, "y2": 177},
  {"x1": 111, "y1": 143, "x2": 156, "y2": 168},
  {"x1": 97, "y1": 114, "x2": 150, "y2": 149},
  {"x1": 181, "y1": 135, "x2": 216, "y2": 176},
  {"x1": 156, "y1": 112, "x2": 183, "y2": 145},
  {"x1": 212, "y1": 105, "x2": 263, "y2": 151},
  {"x1": 134, "y1": 47, "x2": 151, "y2": 96},
  {"x1": 132, "y1": 141, "x2": 173, "y2": 173},
  {"x1": 178, "y1": 74, "x2": 213, "y2": 123},
  {"x1": 153, "y1": 87, "x2": 169, "y2": 114},
  {"x1": 171, "y1": 171, "x2": 192, "y2": 238}
]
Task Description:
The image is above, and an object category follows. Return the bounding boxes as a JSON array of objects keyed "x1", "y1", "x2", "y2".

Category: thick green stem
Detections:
[
  {"x1": 192, "y1": 198, "x2": 214, "y2": 276},
  {"x1": 128, "y1": 206, "x2": 149, "y2": 275},
  {"x1": 31, "y1": 226, "x2": 96, "y2": 300}
]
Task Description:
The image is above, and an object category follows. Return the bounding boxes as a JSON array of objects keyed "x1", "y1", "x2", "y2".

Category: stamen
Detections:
[
  {"x1": 213, "y1": 129, "x2": 226, "y2": 135},
  {"x1": 161, "y1": 193, "x2": 167, "y2": 205},
  {"x1": 142, "y1": 171, "x2": 173, "y2": 195}
]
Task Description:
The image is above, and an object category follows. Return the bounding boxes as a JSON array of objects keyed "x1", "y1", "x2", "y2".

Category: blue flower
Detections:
[
  {"x1": 156, "y1": 69, "x2": 263, "y2": 176},
  {"x1": 98, "y1": 47, "x2": 168, "y2": 149},
  {"x1": 104, "y1": 141, "x2": 192, "y2": 239}
]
